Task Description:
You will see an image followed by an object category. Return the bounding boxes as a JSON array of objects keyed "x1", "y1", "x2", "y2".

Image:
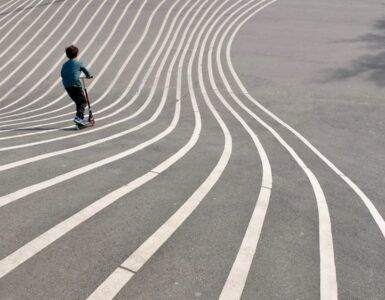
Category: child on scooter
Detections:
[{"x1": 61, "y1": 45, "x2": 93, "y2": 126}]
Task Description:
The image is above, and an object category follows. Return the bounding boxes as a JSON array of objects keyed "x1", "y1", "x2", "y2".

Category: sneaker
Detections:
[{"x1": 74, "y1": 116, "x2": 87, "y2": 126}]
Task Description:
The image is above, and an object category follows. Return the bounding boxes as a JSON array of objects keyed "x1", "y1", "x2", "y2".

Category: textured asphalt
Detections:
[{"x1": 0, "y1": 0, "x2": 383, "y2": 299}]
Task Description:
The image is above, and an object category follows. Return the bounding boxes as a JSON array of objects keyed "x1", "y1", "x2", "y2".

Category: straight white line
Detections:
[
  {"x1": 218, "y1": 1, "x2": 338, "y2": 299},
  {"x1": 0, "y1": 0, "x2": 135, "y2": 119}
]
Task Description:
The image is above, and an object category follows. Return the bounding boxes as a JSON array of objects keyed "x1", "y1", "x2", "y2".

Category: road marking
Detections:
[
  {"x1": 0, "y1": 0, "x2": 211, "y2": 279},
  {"x1": 0, "y1": 0, "x2": 192, "y2": 138},
  {"x1": 0, "y1": 0, "x2": 32, "y2": 32},
  {"x1": 0, "y1": 0, "x2": 93, "y2": 110},
  {"x1": 191, "y1": 1, "x2": 275, "y2": 298},
  {"x1": 226, "y1": 0, "x2": 385, "y2": 240},
  {"x1": 89, "y1": 0, "x2": 279, "y2": 296},
  {"x1": 0, "y1": 0, "x2": 205, "y2": 151},
  {"x1": 0, "y1": 0, "x2": 21, "y2": 15},
  {"x1": 0, "y1": 0, "x2": 121, "y2": 118},
  {"x1": 0, "y1": 0, "x2": 46, "y2": 48},
  {"x1": 212, "y1": 1, "x2": 338, "y2": 299},
  {"x1": 0, "y1": 0, "x2": 71, "y2": 83},
  {"x1": 0, "y1": 0, "x2": 204, "y2": 169}
]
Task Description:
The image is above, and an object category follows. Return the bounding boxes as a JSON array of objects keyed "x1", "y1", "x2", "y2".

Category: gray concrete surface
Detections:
[{"x1": 0, "y1": 0, "x2": 383, "y2": 299}]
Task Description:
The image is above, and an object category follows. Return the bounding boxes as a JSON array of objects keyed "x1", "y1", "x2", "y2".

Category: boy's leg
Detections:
[{"x1": 66, "y1": 86, "x2": 87, "y2": 119}]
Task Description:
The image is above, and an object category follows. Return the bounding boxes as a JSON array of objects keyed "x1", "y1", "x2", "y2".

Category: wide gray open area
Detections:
[{"x1": 0, "y1": 0, "x2": 383, "y2": 299}]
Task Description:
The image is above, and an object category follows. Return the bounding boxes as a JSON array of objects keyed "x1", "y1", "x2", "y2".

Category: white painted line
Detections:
[
  {"x1": 0, "y1": 0, "x2": 135, "y2": 120},
  {"x1": 0, "y1": 0, "x2": 20, "y2": 14},
  {"x1": 0, "y1": 0, "x2": 203, "y2": 216},
  {"x1": 88, "y1": 0, "x2": 257, "y2": 296},
  {"x1": 0, "y1": 0, "x2": 71, "y2": 94},
  {"x1": 227, "y1": 0, "x2": 385, "y2": 240},
  {"x1": 0, "y1": 0, "x2": 212, "y2": 284},
  {"x1": 0, "y1": 99, "x2": 179, "y2": 279},
  {"x1": 0, "y1": 0, "x2": 191, "y2": 137},
  {"x1": 0, "y1": 0, "x2": 195, "y2": 152},
  {"x1": 88, "y1": 268, "x2": 134, "y2": 300},
  {"x1": 216, "y1": 1, "x2": 338, "y2": 299},
  {"x1": 0, "y1": 0, "x2": 205, "y2": 149},
  {"x1": 0, "y1": 0, "x2": 211, "y2": 288},
  {"x1": 0, "y1": 0, "x2": 206, "y2": 170},
  {"x1": 0, "y1": 0, "x2": 62, "y2": 68},
  {"x1": 0, "y1": 0, "x2": 91, "y2": 106},
  {"x1": 0, "y1": 0, "x2": 46, "y2": 47},
  {"x1": 0, "y1": 0, "x2": 33, "y2": 32},
  {"x1": 189, "y1": 1, "x2": 274, "y2": 298}
]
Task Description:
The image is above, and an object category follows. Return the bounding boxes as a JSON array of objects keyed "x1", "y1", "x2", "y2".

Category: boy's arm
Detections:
[{"x1": 79, "y1": 62, "x2": 93, "y2": 78}]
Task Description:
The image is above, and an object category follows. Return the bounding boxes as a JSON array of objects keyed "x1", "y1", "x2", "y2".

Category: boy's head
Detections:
[{"x1": 65, "y1": 45, "x2": 78, "y2": 59}]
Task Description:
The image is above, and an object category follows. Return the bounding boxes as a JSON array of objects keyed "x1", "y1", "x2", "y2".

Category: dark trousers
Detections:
[{"x1": 65, "y1": 86, "x2": 87, "y2": 119}]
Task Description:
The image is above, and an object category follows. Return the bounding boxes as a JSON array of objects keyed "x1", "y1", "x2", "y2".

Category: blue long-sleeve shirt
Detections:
[{"x1": 61, "y1": 59, "x2": 91, "y2": 88}]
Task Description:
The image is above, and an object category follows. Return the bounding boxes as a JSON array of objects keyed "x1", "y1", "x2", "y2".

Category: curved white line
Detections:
[
  {"x1": 228, "y1": 0, "x2": 385, "y2": 241},
  {"x1": 0, "y1": 0, "x2": 194, "y2": 147},
  {"x1": 89, "y1": 0, "x2": 281, "y2": 296},
  {"x1": 0, "y1": 0, "x2": 90, "y2": 105},
  {"x1": 0, "y1": 0, "x2": 33, "y2": 33},
  {"x1": 0, "y1": 0, "x2": 214, "y2": 146},
  {"x1": 216, "y1": 1, "x2": 338, "y2": 299},
  {"x1": 0, "y1": 0, "x2": 72, "y2": 90},
  {"x1": 0, "y1": 0, "x2": 46, "y2": 48},
  {"x1": 0, "y1": 0, "x2": 195, "y2": 167},
  {"x1": 0, "y1": 0, "x2": 211, "y2": 280},
  {"x1": 0, "y1": 0, "x2": 93, "y2": 75},
  {"x1": 0, "y1": 0, "x2": 197, "y2": 201},
  {"x1": 0, "y1": 0, "x2": 20, "y2": 14},
  {"x1": 0, "y1": 0, "x2": 134, "y2": 120},
  {"x1": 0, "y1": 0, "x2": 192, "y2": 133}
]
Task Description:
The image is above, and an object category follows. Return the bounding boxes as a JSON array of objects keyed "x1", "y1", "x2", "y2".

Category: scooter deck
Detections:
[{"x1": 75, "y1": 122, "x2": 94, "y2": 130}]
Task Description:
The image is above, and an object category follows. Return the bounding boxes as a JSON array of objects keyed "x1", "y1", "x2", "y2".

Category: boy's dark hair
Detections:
[{"x1": 65, "y1": 45, "x2": 78, "y2": 59}]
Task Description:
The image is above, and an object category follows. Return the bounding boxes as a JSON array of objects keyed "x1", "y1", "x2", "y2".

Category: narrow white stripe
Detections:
[
  {"x1": 0, "y1": 0, "x2": 33, "y2": 32},
  {"x1": 0, "y1": 0, "x2": 20, "y2": 14},
  {"x1": 0, "y1": 0, "x2": 134, "y2": 119},
  {"x1": 0, "y1": 0, "x2": 206, "y2": 168},
  {"x1": 0, "y1": 0, "x2": 91, "y2": 104},
  {"x1": 87, "y1": 0, "x2": 249, "y2": 296},
  {"x1": 0, "y1": 0, "x2": 206, "y2": 278},
  {"x1": 0, "y1": 0, "x2": 46, "y2": 47},
  {"x1": 0, "y1": 0, "x2": 71, "y2": 87},
  {"x1": 219, "y1": 1, "x2": 338, "y2": 299},
  {"x1": 88, "y1": 268, "x2": 134, "y2": 300}
]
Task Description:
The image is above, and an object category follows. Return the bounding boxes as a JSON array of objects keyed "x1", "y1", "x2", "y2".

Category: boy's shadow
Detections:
[{"x1": 0, "y1": 127, "x2": 77, "y2": 132}]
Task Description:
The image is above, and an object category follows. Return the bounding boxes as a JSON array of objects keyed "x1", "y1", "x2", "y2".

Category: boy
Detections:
[{"x1": 61, "y1": 45, "x2": 93, "y2": 126}]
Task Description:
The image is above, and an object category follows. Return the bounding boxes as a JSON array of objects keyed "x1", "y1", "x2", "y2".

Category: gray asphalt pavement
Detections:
[{"x1": 0, "y1": 0, "x2": 383, "y2": 299}]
